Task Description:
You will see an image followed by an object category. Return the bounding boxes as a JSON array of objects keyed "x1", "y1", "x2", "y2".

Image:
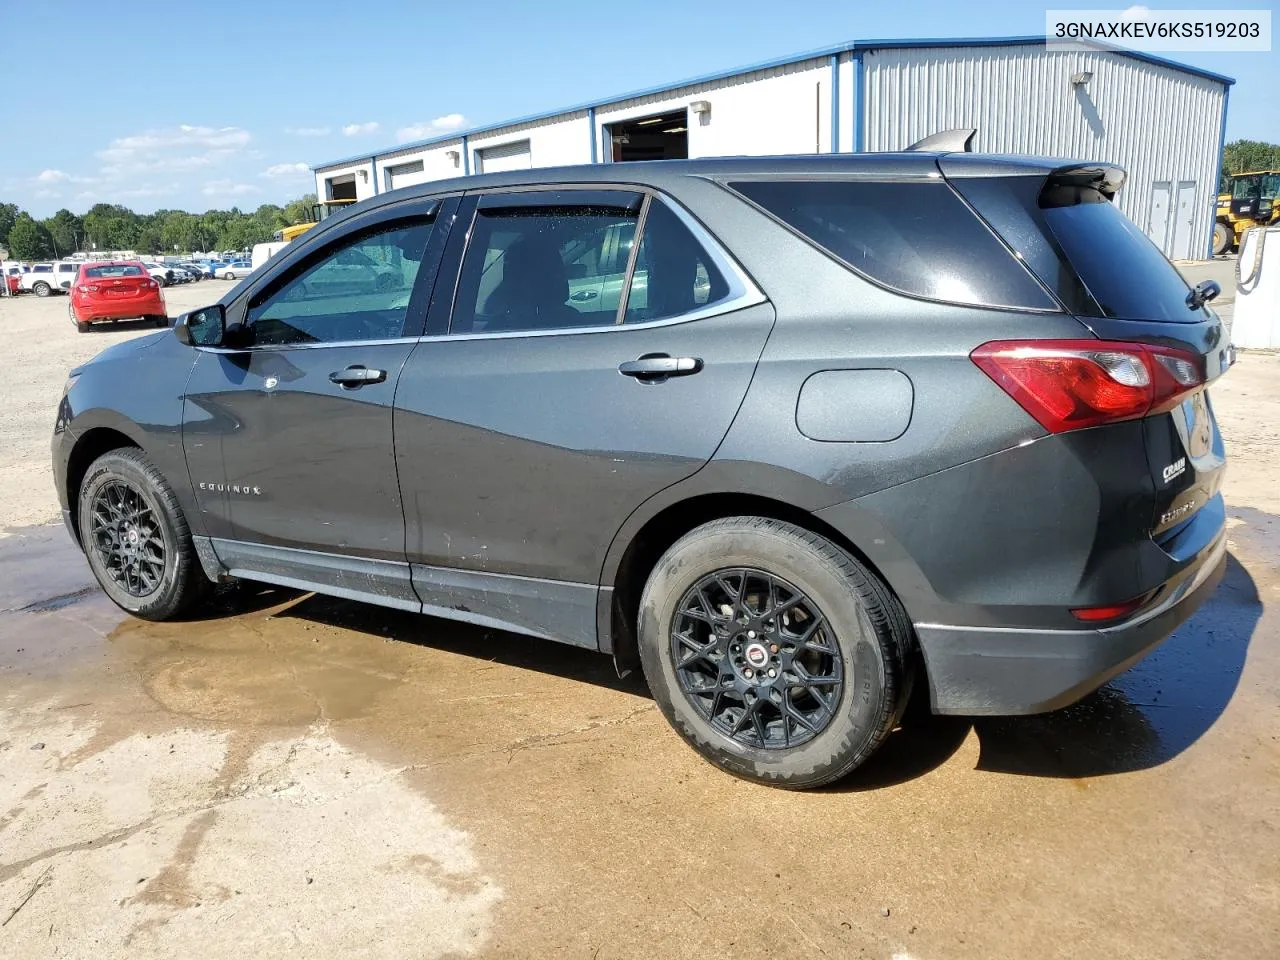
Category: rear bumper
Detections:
[
  {"x1": 73, "y1": 297, "x2": 165, "y2": 321},
  {"x1": 916, "y1": 531, "x2": 1227, "y2": 716}
]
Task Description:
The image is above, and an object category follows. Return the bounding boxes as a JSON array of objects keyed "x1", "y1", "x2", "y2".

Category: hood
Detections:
[{"x1": 71, "y1": 330, "x2": 170, "y2": 376}]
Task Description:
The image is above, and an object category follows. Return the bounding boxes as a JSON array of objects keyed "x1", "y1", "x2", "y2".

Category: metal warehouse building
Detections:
[{"x1": 313, "y1": 36, "x2": 1232, "y2": 261}]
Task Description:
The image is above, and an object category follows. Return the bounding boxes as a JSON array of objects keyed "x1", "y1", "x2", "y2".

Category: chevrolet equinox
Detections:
[{"x1": 53, "y1": 150, "x2": 1230, "y2": 788}]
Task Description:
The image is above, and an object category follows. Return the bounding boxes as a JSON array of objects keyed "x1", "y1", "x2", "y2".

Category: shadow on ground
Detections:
[{"x1": 279, "y1": 550, "x2": 1261, "y2": 789}]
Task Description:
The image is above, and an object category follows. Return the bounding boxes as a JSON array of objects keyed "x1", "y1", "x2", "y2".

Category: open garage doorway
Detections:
[
  {"x1": 607, "y1": 110, "x2": 688, "y2": 162},
  {"x1": 326, "y1": 175, "x2": 358, "y2": 202}
]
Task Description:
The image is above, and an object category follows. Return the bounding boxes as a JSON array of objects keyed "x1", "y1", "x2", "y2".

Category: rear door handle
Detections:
[
  {"x1": 329, "y1": 365, "x2": 386, "y2": 388},
  {"x1": 570, "y1": 290, "x2": 598, "y2": 301},
  {"x1": 618, "y1": 354, "x2": 703, "y2": 382}
]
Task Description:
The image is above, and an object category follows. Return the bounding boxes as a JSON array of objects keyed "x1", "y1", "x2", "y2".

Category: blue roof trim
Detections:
[
  {"x1": 312, "y1": 35, "x2": 1234, "y2": 172},
  {"x1": 852, "y1": 35, "x2": 1236, "y2": 86}
]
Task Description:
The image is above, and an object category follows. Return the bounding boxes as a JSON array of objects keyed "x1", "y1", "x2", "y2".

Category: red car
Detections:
[
  {"x1": 70, "y1": 261, "x2": 168, "y2": 333},
  {"x1": 4, "y1": 274, "x2": 18, "y2": 295}
]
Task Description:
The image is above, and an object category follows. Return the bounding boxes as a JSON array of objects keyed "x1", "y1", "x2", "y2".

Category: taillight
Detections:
[
  {"x1": 970, "y1": 339, "x2": 1205, "y2": 434},
  {"x1": 78, "y1": 284, "x2": 99, "y2": 294},
  {"x1": 144, "y1": 279, "x2": 158, "y2": 290}
]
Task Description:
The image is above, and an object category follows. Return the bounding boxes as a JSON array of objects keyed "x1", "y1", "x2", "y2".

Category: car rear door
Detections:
[
  {"x1": 393, "y1": 188, "x2": 773, "y2": 646},
  {"x1": 181, "y1": 195, "x2": 457, "y2": 605}
]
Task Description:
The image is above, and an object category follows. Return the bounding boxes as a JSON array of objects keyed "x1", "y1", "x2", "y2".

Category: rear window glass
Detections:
[
  {"x1": 729, "y1": 179, "x2": 1056, "y2": 311},
  {"x1": 1039, "y1": 186, "x2": 1201, "y2": 323},
  {"x1": 84, "y1": 265, "x2": 144, "y2": 278}
]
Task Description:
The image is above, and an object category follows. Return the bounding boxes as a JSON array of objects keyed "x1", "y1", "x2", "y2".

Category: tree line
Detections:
[
  {"x1": 1222, "y1": 139, "x2": 1280, "y2": 187},
  {"x1": 0, "y1": 195, "x2": 318, "y2": 261}
]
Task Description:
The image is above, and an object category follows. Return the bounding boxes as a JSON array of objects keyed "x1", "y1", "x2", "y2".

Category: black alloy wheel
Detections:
[{"x1": 670, "y1": 567, "x2": 843, "y2": 749}]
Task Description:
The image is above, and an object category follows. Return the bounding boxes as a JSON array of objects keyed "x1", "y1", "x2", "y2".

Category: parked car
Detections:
[
  {"x1": 22, "y1": 261, "x2": 80, "y2": 296},
  {"x1": 69, "y1": 261, "x2": 167, "y2": 333},
  {"x1": 140, "y1": 263, "x2": 177, "y2": 287},
  {"x1": 185, "y1": 262, "x2": 214, "y2": 278},
  {"x1": 53, "y1": 151, "x2": 1230, "y2": 789},
  {"x1": 214, "y1": 260, "x2": 252, "y2": 280}
]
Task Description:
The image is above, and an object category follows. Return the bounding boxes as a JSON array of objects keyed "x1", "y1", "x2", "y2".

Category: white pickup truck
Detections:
[{"x1": 22, "y1": 261, "x2": 80, "y2": 296}]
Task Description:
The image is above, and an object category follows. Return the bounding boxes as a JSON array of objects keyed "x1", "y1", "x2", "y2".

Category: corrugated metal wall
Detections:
[{"x1": 861, "y1": 45, "x2": 1227, "y2": 260}]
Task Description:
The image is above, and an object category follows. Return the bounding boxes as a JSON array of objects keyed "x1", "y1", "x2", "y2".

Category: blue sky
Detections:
[{"x1": 4, "y1": 0, "x2": 1275, "y2": 217}]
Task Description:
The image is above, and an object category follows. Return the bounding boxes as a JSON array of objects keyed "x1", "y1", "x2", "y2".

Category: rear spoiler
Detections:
[{"x1": 1042, "y1": 163, "x2": 1127, "y2": 200}]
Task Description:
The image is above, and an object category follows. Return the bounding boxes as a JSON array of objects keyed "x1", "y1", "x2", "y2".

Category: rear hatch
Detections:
[{"x1": 946, "y1": 161, "x2": 1230, "y2": 552}]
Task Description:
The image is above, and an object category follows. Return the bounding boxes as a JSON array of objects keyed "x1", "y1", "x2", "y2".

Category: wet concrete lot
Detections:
[{"x1": 1, "y1": 302, "x2": 1278, "y2": 956}]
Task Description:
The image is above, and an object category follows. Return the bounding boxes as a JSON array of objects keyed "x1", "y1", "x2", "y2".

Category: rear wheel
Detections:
[
  {"x1": 33, "y1": 281, "x2": 51, "y2": 297},
  {"x1": 224, "y1": 272, "x2": 236, "y2": 280},
  {"x1": 151, "y1": 315, "x2": 168, "y2": 328},
  {"x1": 76, "y1": 321, "x2": 90, "y2": 333},
  {"x1": 77, "y1": 448, "x2": 210, "y2": 620},
  {"x1": 637, "y1": 517, "x2": 911, "y2": 789},
  {"x1": 1212, "y1": 221, "x2": 1233, "y2": 257}
]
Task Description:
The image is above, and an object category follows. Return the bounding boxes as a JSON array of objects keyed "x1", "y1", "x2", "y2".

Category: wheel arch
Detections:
[
  {"x1": 64, "y1": 425, "x2": 144, "y2": 544},
  {"x1": 600, "y1": 490, "x2": 910, "y2": 673}
]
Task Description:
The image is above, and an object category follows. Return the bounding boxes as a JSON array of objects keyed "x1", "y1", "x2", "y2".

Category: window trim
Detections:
[{"x1": 440, "y1": 186, "x2": 764, "y2": 341}]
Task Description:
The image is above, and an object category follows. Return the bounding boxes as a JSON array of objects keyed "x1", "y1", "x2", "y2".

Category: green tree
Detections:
[
  {"x1": 42, "y1": 209, "x2": 84, "y2": 258},
  {"x1": 1221, "y1": 139, "x2": 1280, "y2": 188},
  {"x1": 0, "y1": 202, "x2": 18, "y2": 250},
  {"x1": 7, "y1": 213, "x2": 54, "y2": 259},
  {"x1": 282, "y1": 193, "x2": 317, "y2": 226}
]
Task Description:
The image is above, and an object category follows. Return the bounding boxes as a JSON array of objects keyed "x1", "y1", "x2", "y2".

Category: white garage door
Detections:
[
  {"x1": 384, "y1": 160, "x2": 426, "y2": 191},
  {"x1": 476, "y1": 140, "x2": 531, "y2": 174}
]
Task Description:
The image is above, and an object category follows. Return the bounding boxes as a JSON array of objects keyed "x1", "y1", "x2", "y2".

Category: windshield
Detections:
[
  {"x1": 1232, "y1": 175, "x2": 1262, "y2": 199},
  {"x1": 1040, "y1": 186, "x2": 1199, "y2": 323}
]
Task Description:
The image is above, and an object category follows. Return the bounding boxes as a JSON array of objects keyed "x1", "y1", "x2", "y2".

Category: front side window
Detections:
[{"x1": 245, "y1": 219, "x2": 434, "y2": 345}]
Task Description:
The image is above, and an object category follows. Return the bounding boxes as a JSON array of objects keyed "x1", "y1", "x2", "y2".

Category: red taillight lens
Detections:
[
  {"x1": 78, "y1": 284, "x2": 99, "y2": 295},
  {"x1": 971, "y1": 339, "x2": 1205, "y2": 433},
  {"x1": 1071, "y1": 596, "x2": 1147, "y2": 622},
  {"x1": 144, "y1": 279, "x2": 158, "y2": 290}
]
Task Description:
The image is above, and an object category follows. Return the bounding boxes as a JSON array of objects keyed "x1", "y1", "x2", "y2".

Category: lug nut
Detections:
[
  {"x1": 767, "y1": 668, "x2": 776, "y2": 678},
  {"x1": 769, "y1": 644, "x2": 778, "y2": 653},
  {"x1": 747, "y1": 630, "x2": 756, "y2": 639},
  {"x1": 744, "y1": 668, "x2": 754, "y2": 679}
]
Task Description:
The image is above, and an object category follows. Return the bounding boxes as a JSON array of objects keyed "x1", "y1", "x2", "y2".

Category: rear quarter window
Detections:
[{"x1": 728, "y1": 179, "x2": 1057, "y2": 312}]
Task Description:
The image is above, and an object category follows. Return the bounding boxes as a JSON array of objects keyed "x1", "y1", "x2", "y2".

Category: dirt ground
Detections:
[{"x1": 1, "y1": 267, "x2": 1277, "y2": 959}]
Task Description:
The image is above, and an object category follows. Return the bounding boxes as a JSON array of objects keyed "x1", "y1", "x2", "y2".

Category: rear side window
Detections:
[
  {"x1": 729, "y1": 179, "x2": 1057, "y2": 311},
  {"x1": 623, "y1": 201, "x2": 729, "y2": 324}
]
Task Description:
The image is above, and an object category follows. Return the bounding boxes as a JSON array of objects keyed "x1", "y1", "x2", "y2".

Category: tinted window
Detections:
[
  {"x1": 730, "y1": 179, "x2": 1056, "y2": 311},
  {"x1": 1039, "y1": 186, "x2": 1201, "y2": 323},
  {"x1": 246, "y1": 220, "x2": 434, "y2": 345},
  {"x1": 452, "y1": 197, "x2": 641, "y2": 334},
  {"x1": 623, "y1": 201, "x2": 729, "y2": 324},
  {"x1": 85, "y1": 265, "x2": 145, "y2": 278},
  {"x1": 33, "y1": 265, "x2": 52, "y2": 274}
]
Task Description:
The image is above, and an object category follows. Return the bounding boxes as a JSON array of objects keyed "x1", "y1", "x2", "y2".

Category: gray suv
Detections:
[{"x1": 53, "y1": 152, "x2": 1230, "y2": 788}]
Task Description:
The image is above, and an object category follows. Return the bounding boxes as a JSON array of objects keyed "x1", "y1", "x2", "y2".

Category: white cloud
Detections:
[
  {"x1": 37, "y1": 169, "x2": 69, "y2": 182},
  {"x1": 97, "y1": 124, "x2": 252, "y2": 162},
  {"x1": 261, "y1": 162, "x2": 311, "y2": 178},
  {"x1": 341, "y1": 121, "x2": 380, "y2": 137},
  {"x1": 285, "y1": 126, "x2": 331, "y2": 137},
  {"x1": 202, "y1": 180, "x2": 260, "y2": 198},
  {"x1": 395, "y1": 113, "x2": 467, "y2": 143}
]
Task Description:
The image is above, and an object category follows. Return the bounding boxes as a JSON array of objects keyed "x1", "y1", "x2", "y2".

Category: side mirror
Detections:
[
  {"x1": 1186, "y1": 279, "x2": 1221, "y2": 310},
  {"x1": 174, "y1": 304, "x2": 226, "y2": 347}
]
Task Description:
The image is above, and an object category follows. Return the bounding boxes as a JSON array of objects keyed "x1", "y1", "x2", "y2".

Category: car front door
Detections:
[
  {"x1": 393, "y1": 189, "x2": 774, "y2": 646},
  {"x1": 181, "y1": 196, "x2": 456, "y2": 607}
]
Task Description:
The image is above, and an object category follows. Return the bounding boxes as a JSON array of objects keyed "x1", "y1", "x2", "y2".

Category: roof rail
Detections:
[{"x1": 906, "y1": 128, "x2": 977, "y2": 152}]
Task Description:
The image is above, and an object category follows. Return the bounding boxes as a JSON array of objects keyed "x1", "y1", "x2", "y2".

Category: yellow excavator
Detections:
[
  {"x1": 273, "y1": 199, "x2": 357, "y2": 244},
  {"x1": 1214, "y1": 170, "x2": 1279, "y2": 255}
]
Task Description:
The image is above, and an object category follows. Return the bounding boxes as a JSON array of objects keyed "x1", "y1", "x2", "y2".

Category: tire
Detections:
[
  {"x1": 151, "y1": 315, "x2": 169, "y2": 328},
  {"x1": 1212, "y1": 221, "x2": 1233, "y2": 257},
  {"x1": 637, "y1": 517, "x2": 911, "y2": 789},
  {"x1": 77, "y1": 448, "x2": 210, "y2": 620},
  {"x1": 76, "y1": 321, "x2": 90, "y2": 333},
  {"x1": 33, "y1": 281, "x2": 51, "y2": 297},
  {"x1": 154, "y1": 276, "x2": 166, "y2": 287},
  {"x1": 224, "y1": 272, "x2": 236, "y2": 280}
]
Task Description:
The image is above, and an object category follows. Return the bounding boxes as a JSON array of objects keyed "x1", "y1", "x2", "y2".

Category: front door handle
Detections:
[
  {"x1": 329, "y1": 365, "x2": 386, "y2": 388},
  {"x1": 618, "y1": 354, "x2": 704, "y2": 383}
]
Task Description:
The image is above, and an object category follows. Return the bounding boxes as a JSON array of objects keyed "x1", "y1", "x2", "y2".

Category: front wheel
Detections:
[
  {"x1": 637, "y1": 517, "x2": 912, "y2": 789},
  {"x1": 224, "y1": 272, "x2": 236, "y2": 280},
  {"x1": 77, "y1": 448, "x2": 210, "y2": 620},
  {"x1": 33, "y1": 281, "x2": 51, "y2": 297}
]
